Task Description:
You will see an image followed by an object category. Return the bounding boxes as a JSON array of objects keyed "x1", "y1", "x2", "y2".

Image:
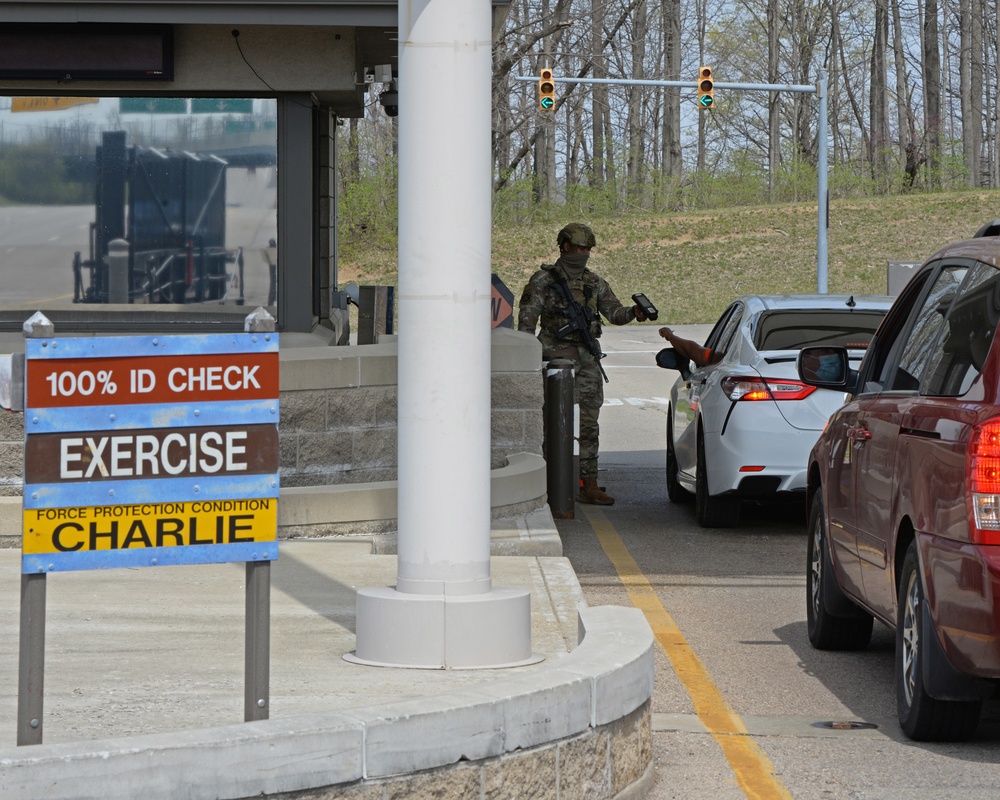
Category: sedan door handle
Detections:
[{"x1": 848, "y1": 424, "x2": 872, "y2": 442}]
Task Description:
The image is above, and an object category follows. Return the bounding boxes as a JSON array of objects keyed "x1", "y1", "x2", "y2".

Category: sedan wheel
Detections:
[
  {"x1": 666, "y1": 417, "x2": 692, "y2": 504},
  {"x1": 805, "y1": 491, "x2": 872, "y2": 650},
  {"x1": 695, "y1": 434, "x2": 741, "y2": 527},
  {"x1": 895, "y1": 540, "x2": 981, "y2": 741}
]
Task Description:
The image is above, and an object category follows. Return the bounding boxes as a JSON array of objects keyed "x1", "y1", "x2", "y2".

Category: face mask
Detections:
[
  {"x1": 814, "y1": 354, "x2": 842, "y2": 382},
  {"x1": 558, "y1": 252, "x2": 590, "y2": 277}
]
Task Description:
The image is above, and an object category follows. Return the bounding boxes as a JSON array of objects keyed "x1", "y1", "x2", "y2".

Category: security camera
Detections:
[{"x1": 379, "y1": 89, "x2": 398, "y2": 117}]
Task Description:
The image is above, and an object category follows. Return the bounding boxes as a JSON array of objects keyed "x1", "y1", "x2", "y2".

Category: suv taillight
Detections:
[
  {"x1": 720, "y1": 376, "x2": 816, "y2": 402},
  {"x1": 967, "y1": 418, "x2": 1000, "y2": 543}
]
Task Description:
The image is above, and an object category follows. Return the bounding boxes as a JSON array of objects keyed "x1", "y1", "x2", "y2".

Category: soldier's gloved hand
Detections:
[{"x1": 633, "y1": 304, "x2": 648, "y2": 322}]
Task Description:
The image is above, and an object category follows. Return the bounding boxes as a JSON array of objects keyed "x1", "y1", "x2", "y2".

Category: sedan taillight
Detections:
[
  {"x1": 720, "y1": 376, "x2": 817, "y2": 402},
  {"x1": 968, "y1": 418, "x2": 1000, "y2": 543}
]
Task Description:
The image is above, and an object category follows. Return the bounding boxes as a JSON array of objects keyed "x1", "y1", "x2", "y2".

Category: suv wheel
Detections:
[
  {"x1": 695, "y1": 434, "x2": 741, "y2": 527},
  {"x1": 896, "y1": 540, "x2": 981, "y2": 741},
  {"x1": 806, "y1": 491, "x2": 873, "y2": 650},
  {"x1": 666, "y1": 416, "x2": 692, "y2": 503}
]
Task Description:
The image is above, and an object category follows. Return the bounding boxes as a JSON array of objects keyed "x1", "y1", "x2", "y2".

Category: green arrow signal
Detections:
[
  {"x1": 540, "y1": 97, "x2": 554, "y2": 110},
  {"x1": 699, "y1": 95, "x2": 714, "y2": 108}
]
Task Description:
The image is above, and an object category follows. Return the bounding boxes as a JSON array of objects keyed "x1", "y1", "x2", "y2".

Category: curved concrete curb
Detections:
[{"x1": 0, "y1": 606, "x2": 654, "y2": 799}]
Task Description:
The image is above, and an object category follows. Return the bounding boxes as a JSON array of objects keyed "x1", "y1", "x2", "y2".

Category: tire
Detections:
[
  {"x1": 695, "y1": 434, "x2": 741, "y2": 527},
  {"x1": 666, "y1": 416, "x2": 692, "y2": 504},
  {"x1": 896, "y1": 541, "x2": 981, "y2": 741},
  {"x1": 806, "y1": 491, "x2": 873, "y2": 650}
]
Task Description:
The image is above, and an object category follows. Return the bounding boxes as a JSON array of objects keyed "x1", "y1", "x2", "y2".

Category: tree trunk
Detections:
[
  {"x1": 661, "y1": 0, "x2": 682, "y2": 185},
  {"x1": 891, "y1": 0, "x2": 911, "y2": 174},
  {"x1": 969, "y1": 0, "x2": 983, "y2": 186},
  {"x1": 959, "y1": 0, "x2": 976, "y2": 186},
  {"x1": 591, "y1": 0, "x2": 606, "y2": 188},
  {"x1": 829, "y1": 0, "x2": 843, "y2": 166},
  {"x1": 870, "y1": 0, "x2": 890, "y2": 189},
  {"x1": 767, "y1": 0, "x2": 779, "y2": 197},
  {"x1": 995, "y1": 0, "x2": 1000, "y2": 185},
  {"x1": 627, "y1": 0, "x2": 648, "y2": 200},
  {"x1": 696, "y1": 0, "x2": 707, "y2": 174},
  {"x1": 923, "y1": 0, "x2": 941, "y2": 188}
]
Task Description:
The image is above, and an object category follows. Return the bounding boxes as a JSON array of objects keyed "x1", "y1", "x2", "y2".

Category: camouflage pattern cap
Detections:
[{"x1": 557, "y1": 222, "x2": 597, "y2": 248}]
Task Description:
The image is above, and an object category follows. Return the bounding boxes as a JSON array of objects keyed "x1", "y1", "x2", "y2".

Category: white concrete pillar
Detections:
[{"x1": 349, "y1": 0, "x2": 536, "y2": 669}]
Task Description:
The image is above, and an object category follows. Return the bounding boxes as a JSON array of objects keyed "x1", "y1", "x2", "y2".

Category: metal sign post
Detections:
[
  {"x1": 516, "y1": 71, "x2": 830, "y2": 292},
  {"x1": 17, "y1": 312, "x2": 54, "y2": 746}
]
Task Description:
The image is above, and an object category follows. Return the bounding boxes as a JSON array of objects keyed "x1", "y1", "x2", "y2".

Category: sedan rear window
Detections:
[{"x1": 755, "y1": 310, "x2": 886, "y2": 351}]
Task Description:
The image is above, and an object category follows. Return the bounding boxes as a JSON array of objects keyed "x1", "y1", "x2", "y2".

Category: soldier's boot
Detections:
[{"x1": 578, "y1": 478, "x2": 615, "y2": 506}]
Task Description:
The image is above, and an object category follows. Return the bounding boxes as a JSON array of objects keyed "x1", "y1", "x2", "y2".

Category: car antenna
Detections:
[{"x1": 845, "y1": 295, "x2": 856, "y2": 308}]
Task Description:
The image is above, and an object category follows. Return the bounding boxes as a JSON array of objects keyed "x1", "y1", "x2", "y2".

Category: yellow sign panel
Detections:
[
  {"x1": 11, "y1": 97, "x2": 100, "y2": 113},
  {"x1": 23, "y1": 499, "x2": 277, "y2": 555}
]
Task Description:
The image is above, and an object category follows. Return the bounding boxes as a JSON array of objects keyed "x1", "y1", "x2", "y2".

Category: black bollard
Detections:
[{"x1": 544, "y1": 359, "x2": 576, "y2": 519}]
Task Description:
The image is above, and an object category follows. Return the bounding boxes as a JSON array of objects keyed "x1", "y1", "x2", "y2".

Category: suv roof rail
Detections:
[{"x1": 973, "y1": 220, "x2": 1000, "y2": 238}]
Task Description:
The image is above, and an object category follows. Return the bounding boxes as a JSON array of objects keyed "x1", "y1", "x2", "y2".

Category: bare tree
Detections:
[
  {"x1": 923, "y1": 0, "x2": 942, "y2": 187},
  {"x1": 661, "y1": 0, "x2": 682, "y2": 185},
  {"x1": 767, "y1": 0, "x2": 780, "y2": 197},
  {"x1": 627, "y1": 0, "x2": 649, "y2": 197},
  {"x1": 870, "y1": 0, "x2": 891, "y2": 188},
  {"x1": 890, "y1": 0, "x2": 911, "y2": 172},
  {"x1": 591, "y1": 0, "x2": 607, "y2": 188}
]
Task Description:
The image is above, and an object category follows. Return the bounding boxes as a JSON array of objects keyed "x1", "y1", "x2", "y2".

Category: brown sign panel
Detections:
[
  {"x1": 25, "y1": 352, "x2": 279, "y2": 409},
  {"x1": 25, "y1": 424, "x2": 279, "y2": 484}
]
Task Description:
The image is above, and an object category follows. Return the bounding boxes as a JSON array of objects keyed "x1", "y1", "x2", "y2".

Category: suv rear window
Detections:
[{"x1": 755, "y1": 310, "x2": 886, "y2": 351}]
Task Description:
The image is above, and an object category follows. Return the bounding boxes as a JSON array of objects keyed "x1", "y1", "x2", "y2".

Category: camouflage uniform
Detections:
[{"x1": 517, "y1": 261, "x2": 636, "y2": 482}]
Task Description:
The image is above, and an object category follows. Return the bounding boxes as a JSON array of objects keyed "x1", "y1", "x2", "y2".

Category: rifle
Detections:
[{"x1": 551, "y1": 277, "x2": 609, "y2": 383}]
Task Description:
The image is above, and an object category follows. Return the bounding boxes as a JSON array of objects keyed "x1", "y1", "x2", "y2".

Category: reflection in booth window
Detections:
[{"x1": 0, "y1": 96, "x2": 276, "y2": 318}]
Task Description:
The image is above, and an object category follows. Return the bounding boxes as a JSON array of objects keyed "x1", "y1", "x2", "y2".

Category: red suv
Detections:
[{"x1": 799, "y1": 222, "x2": 1000, "y2": 741}]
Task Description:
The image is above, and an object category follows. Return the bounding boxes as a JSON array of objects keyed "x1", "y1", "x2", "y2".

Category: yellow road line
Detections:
[{"x1": 582, "y1": 505, "x2": 793, "y2": 800}]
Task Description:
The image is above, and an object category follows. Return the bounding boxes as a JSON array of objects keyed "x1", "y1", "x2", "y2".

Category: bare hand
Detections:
[{"x1": 633, "y1": 304, "x2": 648, "y2": 322}]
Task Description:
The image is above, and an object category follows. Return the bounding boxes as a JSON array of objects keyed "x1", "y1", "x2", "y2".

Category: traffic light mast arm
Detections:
[{"x1": 515, "y1": 75, "x2": 816, "y2": 92}]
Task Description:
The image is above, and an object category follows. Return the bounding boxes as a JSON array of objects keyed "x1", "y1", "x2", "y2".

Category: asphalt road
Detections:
[
  {"x1": 0, "y1": 168, "x2": 276, "y2": 311},
  {"x1": 561, "y1": 324, "x2": 1000, "y2": 800}
]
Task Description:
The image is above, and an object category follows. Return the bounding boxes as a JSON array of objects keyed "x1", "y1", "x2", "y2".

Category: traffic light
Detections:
[
  {"x1": 698, "y1": 66, "x2": 715, "y2": 109},
  {"x1": 539, "y1": 67, "x2": 556, "y2": 111}
]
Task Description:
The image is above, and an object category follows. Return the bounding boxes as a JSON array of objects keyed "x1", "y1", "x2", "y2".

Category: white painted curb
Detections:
[{"x1": 0, "y1": 606, "x2": 653, "y2": 799}]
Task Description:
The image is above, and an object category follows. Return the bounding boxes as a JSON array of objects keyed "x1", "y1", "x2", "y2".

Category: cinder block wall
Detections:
[
  {"x1": 0, "y1": 408, "x2": 20, "y2": 497},
  {"x1": 0, "y1": 327, "x2": 544, "y2": 494}
]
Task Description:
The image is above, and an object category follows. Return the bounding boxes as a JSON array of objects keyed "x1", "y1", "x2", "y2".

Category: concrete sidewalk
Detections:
[
  {"x1": 0, "y1": 538, "x2": 583, "y2": 748},
  {"x1": 0, "y1": 526, "x2": 655, "y2": 800}
]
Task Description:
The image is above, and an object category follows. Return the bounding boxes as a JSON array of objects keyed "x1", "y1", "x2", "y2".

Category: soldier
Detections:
[{"x1": 517, "y1": 223, "x2": 648, "y2": 505}]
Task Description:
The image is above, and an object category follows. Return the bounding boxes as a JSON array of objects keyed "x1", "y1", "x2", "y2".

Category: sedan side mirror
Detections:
[
  {"x1": 798, "y1": 346, "x2": 857, "y2": 391},
  {"x1": 656, "y1": 347, "x2": 691, "y2": 381}
]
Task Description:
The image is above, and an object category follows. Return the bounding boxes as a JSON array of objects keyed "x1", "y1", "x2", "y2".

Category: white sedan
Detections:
[{"x1": 658, "y1": 294, "x2": 892, "y2": 527}]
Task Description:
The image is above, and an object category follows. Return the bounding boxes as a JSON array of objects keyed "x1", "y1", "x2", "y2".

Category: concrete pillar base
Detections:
[{"x1": 346, "y1": 586, "x2": 542, "y2": 669}]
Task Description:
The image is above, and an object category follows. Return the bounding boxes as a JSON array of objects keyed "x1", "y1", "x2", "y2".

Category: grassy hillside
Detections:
[{"x1": 339, "y1": 188, "x2": 1000, "y2": 325}]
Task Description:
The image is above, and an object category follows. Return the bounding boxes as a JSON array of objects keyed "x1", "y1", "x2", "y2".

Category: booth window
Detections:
[{"x1": 0, "y1": 96, "x2": 278, "y2": 330}]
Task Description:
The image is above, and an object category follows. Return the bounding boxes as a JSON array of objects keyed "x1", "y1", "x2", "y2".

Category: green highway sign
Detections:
[
  {"x1": 192, "y1": 98, "x2": 254, "y2": 114},
  {"x1": 119, "y1": 98, "x2": 188, "y2": 114}
]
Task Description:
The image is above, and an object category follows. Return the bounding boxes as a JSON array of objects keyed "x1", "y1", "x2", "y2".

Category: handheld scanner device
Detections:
[{"x1": 631, "y1": 293, "x2": 659, "y2": 321}]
